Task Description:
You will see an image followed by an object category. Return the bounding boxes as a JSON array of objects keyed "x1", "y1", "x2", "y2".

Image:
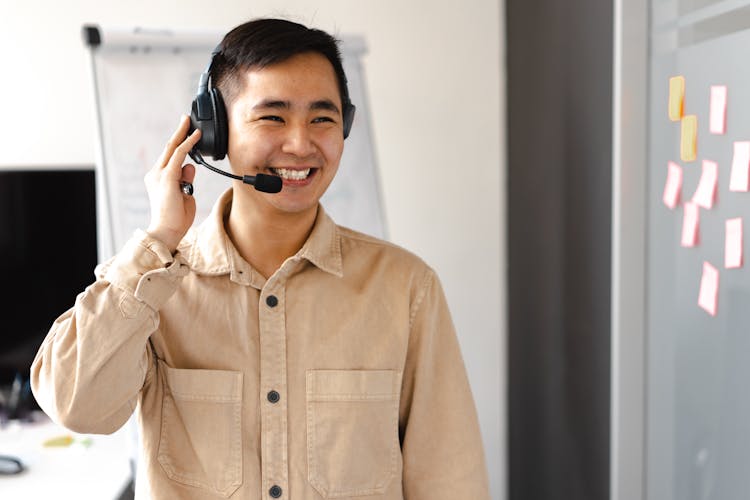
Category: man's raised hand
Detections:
[{"x1": 145, "y1": 115, "x2": 202, "y2": 252}]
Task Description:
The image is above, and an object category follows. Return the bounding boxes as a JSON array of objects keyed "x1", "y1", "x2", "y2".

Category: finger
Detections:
[
  {"x1": 181, "y1": 164, "x2": 196, "y2": 184},
  {"x1": 178, "y1": 164, "x2": 197, "y2": 196},
  {"x1": 155, "y1": 115, "x2": 191, "y2": 169},
  {"x1": 163, "y1": 129, "x2": 202, "y2": 181}
]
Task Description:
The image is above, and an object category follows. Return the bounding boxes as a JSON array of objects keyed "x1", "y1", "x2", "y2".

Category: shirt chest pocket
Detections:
[
  {"x1": 157, "y1": 362, "x2": 243, "y2": 498},
  {"x1": 306, "y1": 369, "x2": 402, "y2": 498}
]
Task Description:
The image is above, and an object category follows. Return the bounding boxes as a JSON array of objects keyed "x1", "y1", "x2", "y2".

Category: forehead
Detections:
[{"x1": 237, "y1": 52, "x2": 341, "y2": 106}]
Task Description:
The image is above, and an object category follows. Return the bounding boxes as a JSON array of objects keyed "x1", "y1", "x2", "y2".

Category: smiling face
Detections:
[{"x1": 226, "y1": 52, "x2": 345, "y2": 218}]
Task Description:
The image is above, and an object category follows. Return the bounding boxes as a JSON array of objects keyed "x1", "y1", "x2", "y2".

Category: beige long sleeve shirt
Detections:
[{"x1": 31, "y1": 189, "x2": 490, "y2": 499}]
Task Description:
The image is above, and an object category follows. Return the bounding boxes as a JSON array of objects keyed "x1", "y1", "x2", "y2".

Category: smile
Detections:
[{"x1": 270, "y1": 167, "x2": 314, "y2": 180}]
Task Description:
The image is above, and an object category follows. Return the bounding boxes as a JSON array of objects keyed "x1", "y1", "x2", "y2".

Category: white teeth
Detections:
[{"x1": 272, "y1": 168, "x2": 311, "y2": 180}]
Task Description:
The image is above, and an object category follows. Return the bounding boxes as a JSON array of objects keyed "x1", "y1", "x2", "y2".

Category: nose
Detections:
[{"x1": 281, "y1": 122, "x2": 316, "y2": 157}]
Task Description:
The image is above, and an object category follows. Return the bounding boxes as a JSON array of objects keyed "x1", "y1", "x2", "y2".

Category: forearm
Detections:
[
  {"x1": 31, "y1": 230, "x2": 188, "y2": 434},
  {"x1": 31, "y1": 284, "x2": 156, "y2": 434}
]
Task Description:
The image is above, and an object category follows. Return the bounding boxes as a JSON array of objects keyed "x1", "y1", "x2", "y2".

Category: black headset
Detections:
[{"x1": 189, "y1": 46, "x2": 356, "y2": 162}]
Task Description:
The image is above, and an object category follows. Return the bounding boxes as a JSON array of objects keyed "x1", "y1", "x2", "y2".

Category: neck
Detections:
[{"x1": 225, "y1": 192, "x2": 318, "y2": 279}]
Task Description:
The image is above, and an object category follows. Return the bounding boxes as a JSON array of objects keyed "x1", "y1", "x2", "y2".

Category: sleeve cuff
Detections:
[{"x1": 103, "y1": 229, "x2": 189, "y2": 311}]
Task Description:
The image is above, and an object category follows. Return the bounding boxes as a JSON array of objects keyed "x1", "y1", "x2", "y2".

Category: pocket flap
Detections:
[
  {"x1": 164, "y1": 365, "x2": 243, "y2": 402},
  {"x1": 306, "y1": 370, "x2": 401, "y2": 401}
]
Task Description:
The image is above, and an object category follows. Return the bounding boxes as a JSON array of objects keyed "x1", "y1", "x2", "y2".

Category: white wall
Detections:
[{"x1": 2, "y1": 1, "x2": 506, "y2": 498}]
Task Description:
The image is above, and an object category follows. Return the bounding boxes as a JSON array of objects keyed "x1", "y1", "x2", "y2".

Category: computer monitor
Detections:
[{"x1": 0, "y1": 168, "x2": 97, "y2": 417}]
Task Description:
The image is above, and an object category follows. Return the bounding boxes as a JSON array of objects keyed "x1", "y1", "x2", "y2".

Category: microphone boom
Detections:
[{"x1": 188, "y1": 149, "x2": 283, "y2": 194}]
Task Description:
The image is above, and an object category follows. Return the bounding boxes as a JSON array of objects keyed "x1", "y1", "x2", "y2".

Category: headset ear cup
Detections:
[
  {"x1": 211, "y1": 88, "x2": 228, "y2": 160},
  {"x1": 343, "y1": 104, "x2": 356, "y2": 139},
  {"x1": 190, "y1": 93, "x2": 215, "y2": 158}
]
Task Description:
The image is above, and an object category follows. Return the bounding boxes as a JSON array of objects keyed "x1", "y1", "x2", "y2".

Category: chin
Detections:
[{"x1": 266, "y1": 197, "x2": 319, "y2": 216}]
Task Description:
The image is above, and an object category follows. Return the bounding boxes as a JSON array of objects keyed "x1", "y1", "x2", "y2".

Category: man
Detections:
[{"x1": 31, "y1": 18, "x2": 490, "y2": 499}]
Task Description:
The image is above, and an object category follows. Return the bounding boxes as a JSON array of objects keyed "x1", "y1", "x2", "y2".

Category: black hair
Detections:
[{"x1": 212, "y1": 18, "x2": 352, "y2": 110}]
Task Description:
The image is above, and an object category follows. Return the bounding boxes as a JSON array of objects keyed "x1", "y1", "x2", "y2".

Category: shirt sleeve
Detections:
[
  {"x1": 30, "y1": 230, "x2": 189, "y2": 434},
  {"x1": 399, "y1": 268, "x2": 491, "y2": 499}
]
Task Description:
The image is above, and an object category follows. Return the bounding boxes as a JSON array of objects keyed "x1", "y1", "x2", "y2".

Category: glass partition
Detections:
[{"x1": 647, "y1": 1, "x2": 750, "y2": 498}]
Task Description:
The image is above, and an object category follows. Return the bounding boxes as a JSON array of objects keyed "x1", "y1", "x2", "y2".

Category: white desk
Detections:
[{"x1": 0, "y1": 413, "x2": 132, "y2": 499}]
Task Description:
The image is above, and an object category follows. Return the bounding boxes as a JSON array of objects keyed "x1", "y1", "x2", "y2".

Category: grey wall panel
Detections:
[{"x1": 507, "y1": 0, "x2": 613, "y2": 499}]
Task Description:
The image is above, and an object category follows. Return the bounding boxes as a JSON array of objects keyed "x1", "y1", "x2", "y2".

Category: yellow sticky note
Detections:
[
  {"x1": 43, "y1": 435, "x2": 73, "y2": 447},
  {"x1": 681, "y1": 114, "x2": 697, "y2": 162},
  {"x1": 669, "y1": 76, "x2": 685, "y2": 121}
]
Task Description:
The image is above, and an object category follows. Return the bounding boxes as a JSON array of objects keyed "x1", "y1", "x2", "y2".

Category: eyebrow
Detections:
[
  {"x1": 252, "y1": 99, "x2": 341, "y2": 114},
  {"x1": 310, "y1": 99, "x2": 341, "y2": 114}
]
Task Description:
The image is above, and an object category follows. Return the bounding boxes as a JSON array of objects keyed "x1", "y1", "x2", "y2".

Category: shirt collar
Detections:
[
  {"x1": 178, "y1": 188, "x2": 343, "y2": 284},
  {"x1": 298, "y1": 202, "x2": 343, "y2": 278}
]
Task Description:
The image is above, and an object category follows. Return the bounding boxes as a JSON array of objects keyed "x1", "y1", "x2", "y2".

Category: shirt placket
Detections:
[{"x1": 259, "y1": 271, "x2": 289, "y2": 499}]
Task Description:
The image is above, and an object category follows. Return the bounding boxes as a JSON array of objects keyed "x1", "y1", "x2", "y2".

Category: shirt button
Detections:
[
  {"x1": 267, "y1": 390, "x2": 280, "y2": 403},
  {"x1": 269, "y1": 485, "x2": 283, "y2": 498},
  {"x1": 266, "y1": 295, "x2": 278, "y2": 307}
]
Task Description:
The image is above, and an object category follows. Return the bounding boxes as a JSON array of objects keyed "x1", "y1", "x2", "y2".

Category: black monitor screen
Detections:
[{"x1": 0, "y1": 169, "x2": 97, "y2": 387}]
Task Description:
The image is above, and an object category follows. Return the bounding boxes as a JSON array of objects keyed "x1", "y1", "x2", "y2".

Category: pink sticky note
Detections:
[
  {"x1": 663, "y1": 161, "x2": 683, "y2": 209},
  {"x1": 730, "y1": 141, "x2": 750, "y2": 192},
  {"x1": 725, "y1": 217, "x2": 743, "y2": 269},
  {"x1": 710, "y1": 85, "x2": 727, "y2": 134},
  {"x1": 681, "y1": 202, "x2": 700, "y2": 247},
  {"x1": 698, "y1": 261, "x2": 719, "y2": 316},
  {"x1": 692, "y1": 160, "x2": 718, "y2": 209}
]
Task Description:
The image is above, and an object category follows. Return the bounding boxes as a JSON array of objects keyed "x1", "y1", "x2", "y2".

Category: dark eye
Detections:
[
  {"x1": 260, "y1": 115, "x2": 284, "y2": 123},
  {"x1": 312, "y1": 116, "x2": 335, "y2": 124}
]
